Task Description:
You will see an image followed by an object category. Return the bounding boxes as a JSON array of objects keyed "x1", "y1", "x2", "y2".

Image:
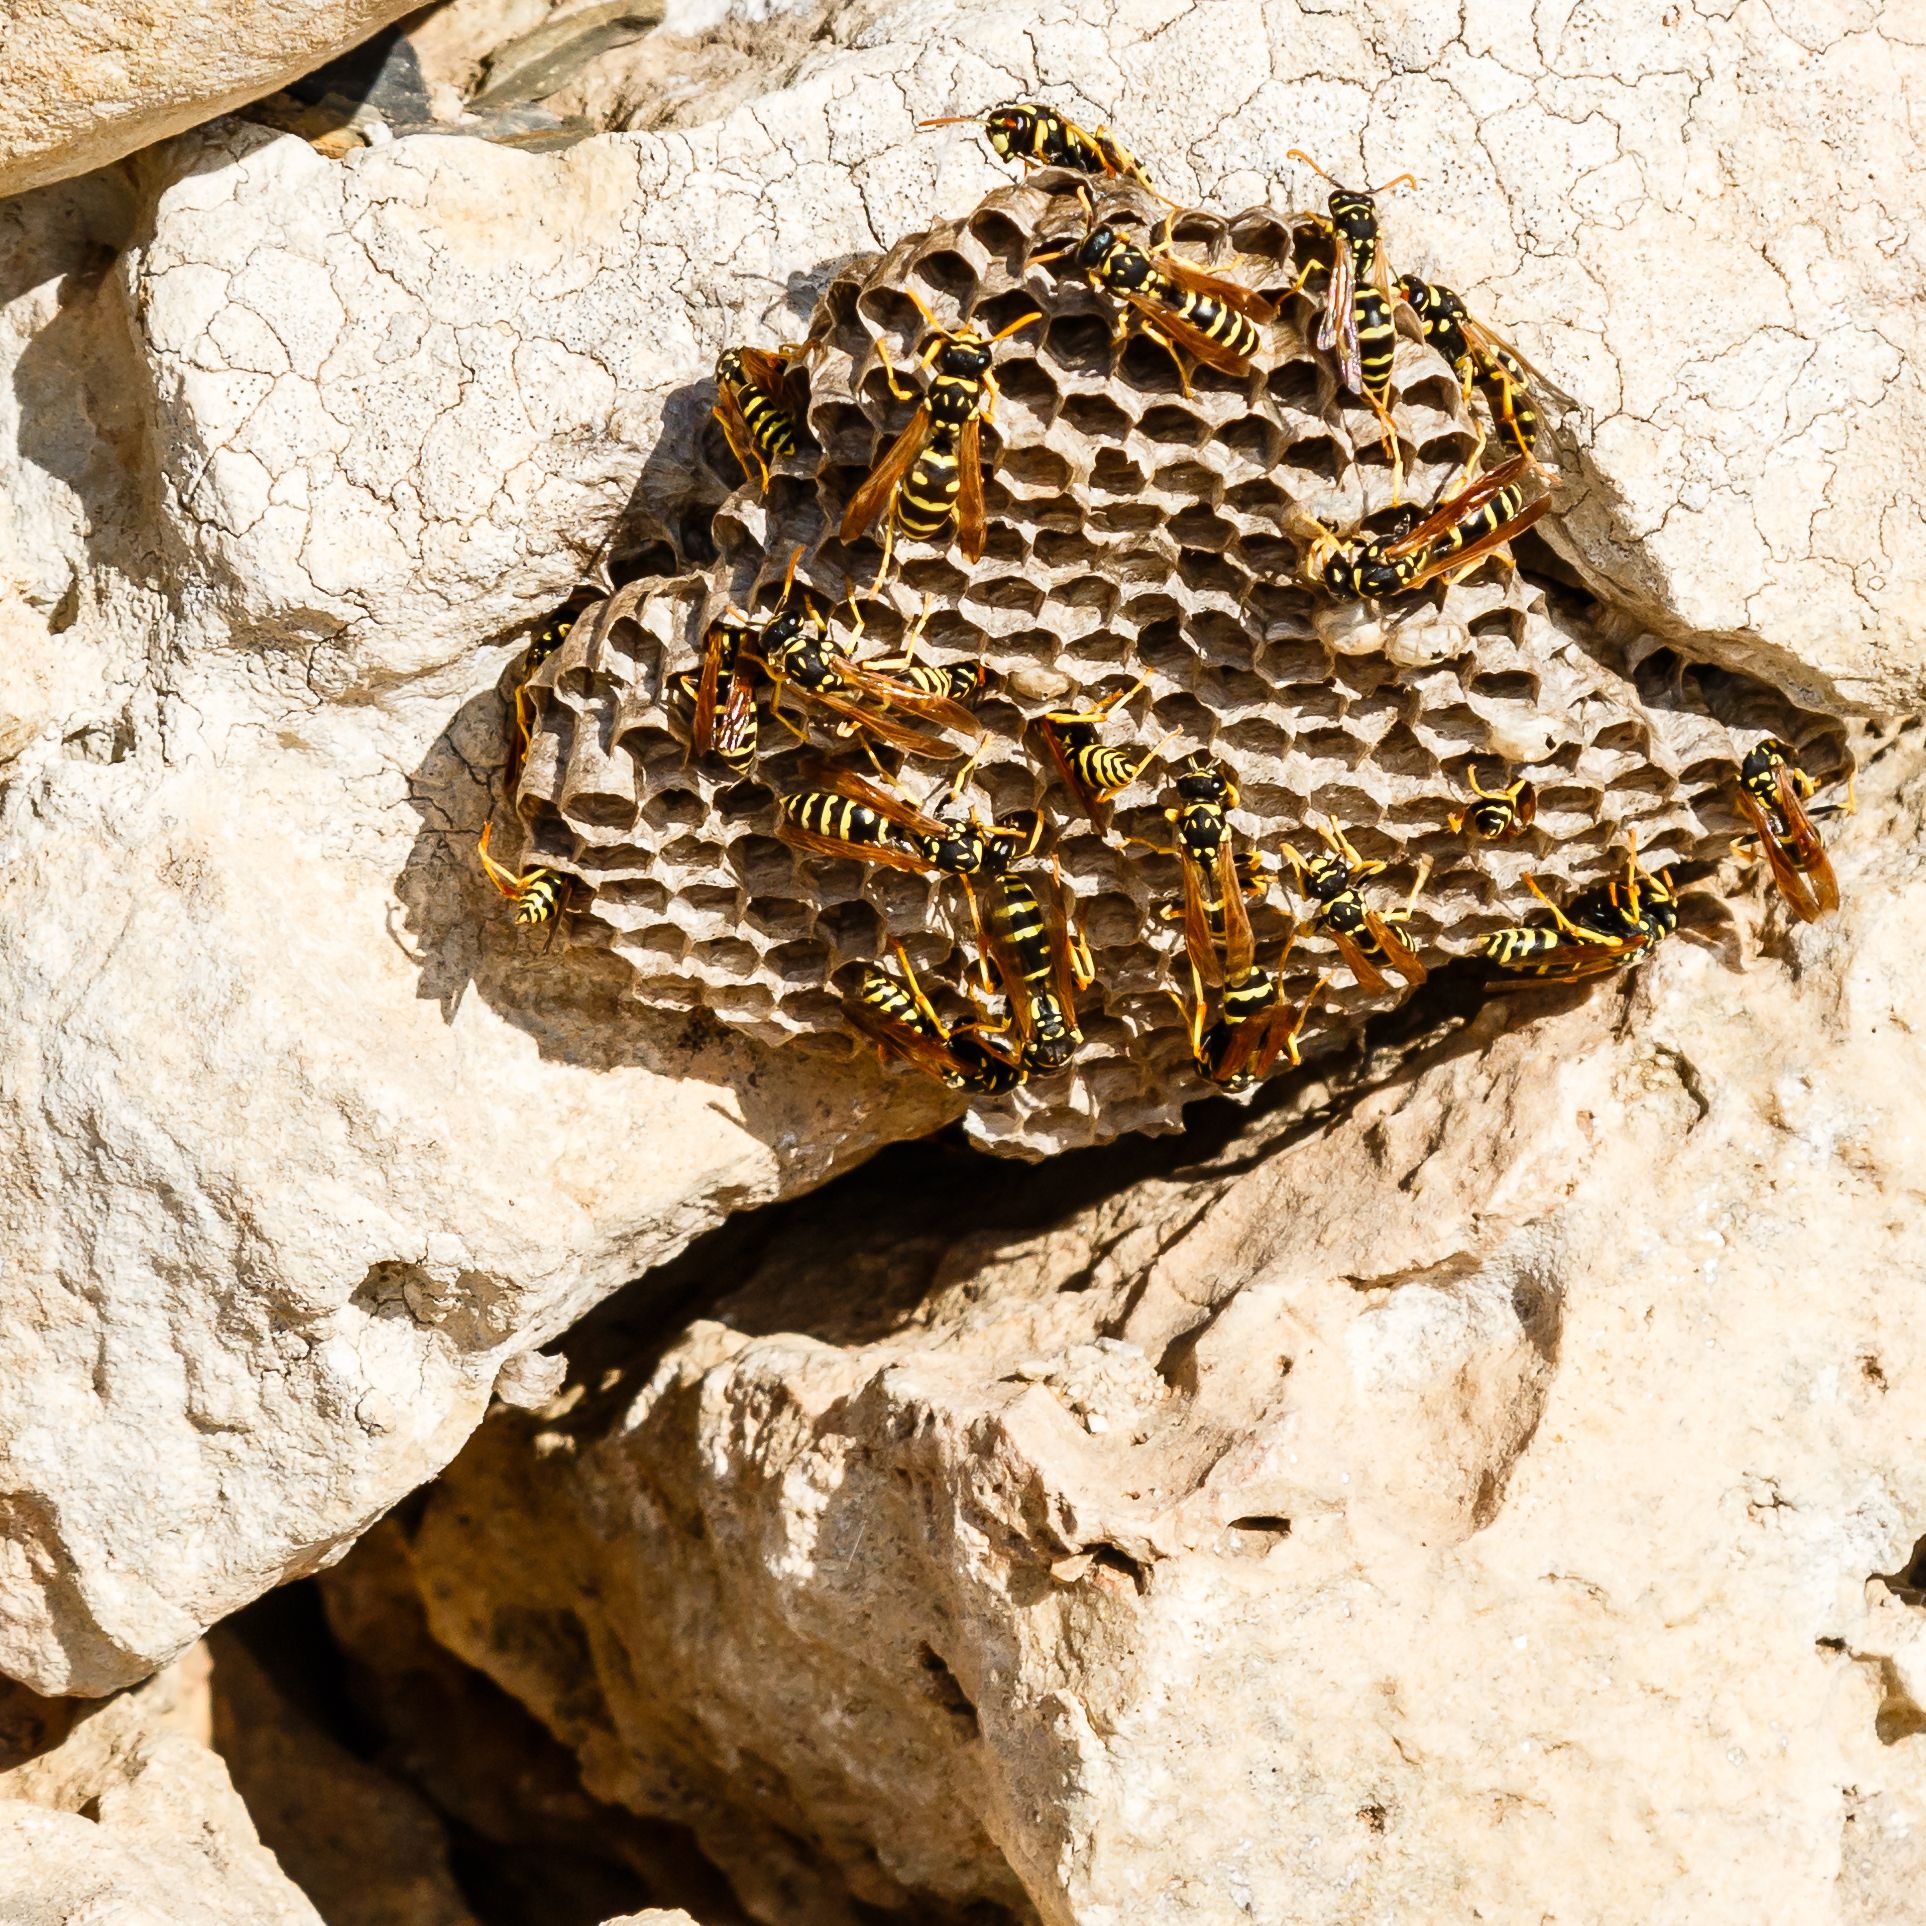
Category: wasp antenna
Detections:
[
  {"x1": 1369, "y1": 171, "x2": 1419, "y2": 197},
  {"x1": 916, "y1": 114, "x2": 981, "y2": 129},
  {"x1": 1285, "y1": 148, "x2": 1340, "y2": 187},
  {"x1": 989, "y1": 307, "x2": 1044, "y2": 344}
]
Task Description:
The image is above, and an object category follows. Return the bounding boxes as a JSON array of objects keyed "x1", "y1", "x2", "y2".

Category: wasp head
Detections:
[
  {"x1": 1328, "y1": 189, "x2": 1379, "y2": 244},
  {"x1": 983, "y1": 103, "x2": 1037, "y2": 158},
  {"x1": 1175, "y1": 756, "x2": 1232, "y2": 806},
  {"x1": 937, "y1": 335, "x2": 995, "y2": 378},
  {"x1": 715, "y1": 347, "x2": 745, "y2": 384},
  {"x1": 1740, "y1": 738, "x2": 1792, "y2": 788},
  {"x1": 1303, "y1": 850, "x2": 1350, "y2": 900}
]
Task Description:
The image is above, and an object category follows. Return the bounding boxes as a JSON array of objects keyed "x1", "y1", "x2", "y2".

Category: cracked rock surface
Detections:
[
  {"x1": 0, "y1": 0, "x2": 1914, "y2": 1805},
  {"x1": 361, "y1": 734, "x2": 1926, "y2": 1924}
]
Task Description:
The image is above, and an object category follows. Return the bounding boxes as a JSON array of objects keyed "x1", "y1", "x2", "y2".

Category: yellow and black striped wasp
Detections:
[
  {"x1": 1287, "y1": 151, "x2": 1417, "y2": 495},
  {"x1": 505, "y1": 614, "x2": 570, "y2": 787},
  {"x1": 668, "y1": 613, "x2": 761, "y2": 776},
  {"x1": 1298, "y1": 452, "x2": 1549, "y2": 603},
  {"x1": 775, "y1": 763, "x2": 1035, "y2": 954},
  {"x1": 1033, "y1": 197, "x2": 1274, "y2": 397},
  {"x1": 747, "y1": 558, "x2": 982, "y2": 760},
  {"x1": 1282, "y1": 820, "x2": 1429, "y2": 993},
  {"x1": 918, "y1": 101, "x2": 1162, "y2": 198},
  {"x1": 1170, "y1": 931, "x2": 1328, "y2": 1093},
  {"x1": 976, "y1": 840, "x2": 1094, "y2": 1077},
  {"x1": 839, "y1": 291, "x2": 1041, "y2": 581},
  {"x1": 1396, "y1": 275, "x2": 1546, "y2": 470},
  {"x1": 1483, "y1": 834, "x2": 1678, "y2": 983},
  {"x1": 1732, "y1": 737, "x2": 1845, "y2": 922},
  {"x1": 1449, "y1": 764, "x2": 1537, "y2": 843},
  {"x1": 712, "y1": 345, "x2": 812, "y2": 492},
  {"x1": 1033, "y1": 676, "x2": 1168, "y2": 832},
  {"x1": 846, "y1": 942, "x2": 1027, "y2": 1095},
  {"x1": 476, "y1": 823, "x2": 568, "y2": 929}
]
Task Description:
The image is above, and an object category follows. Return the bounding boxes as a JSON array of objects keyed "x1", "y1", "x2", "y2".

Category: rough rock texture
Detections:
[
  {"x1": 390, "y1": 731, "x2": 1926, "y2": 1924},
  {"x1": 0, "y1": 1650, "x2": 325, "y2": 1924},
  {"x1": 207, "y1": 1626, "x2": 481, "y2": 1926},
  {"x1": 0, "y1": 0, "x2": 425, "y2": 199},
  {"x1": 0, "y1": 0, "x2": 1915, "y2": 1704}
]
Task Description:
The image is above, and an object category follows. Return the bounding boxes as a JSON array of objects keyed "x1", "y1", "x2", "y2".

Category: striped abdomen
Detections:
[
  {"x1": 1220, "y1": 967, "x2": 1278, "y2": 1025},
  {"x1": 719, "y1": 354, "x2": 800, "y2": 460},
  {"x1": 1164, "y1": 281, "x2": 1261, "y2": 362},
  {"x1": 511, "y1": 871, "x2": 565, "y2": 926},
  {"x1": 1427, "y1": 483, "x2": 1526, "y2": 564},
  {"x1": 1484, "y1": 925, "x2": 1561, "y2": 969},
  {"x1": 1354, "y1": 283, "x2": 1395, "y2": 402},
  {"x1": 859, "y1": 971, "x2": 937, "y2": 1036},
  {"x1": 1475, "y1": 345, "x2": 1538, "y2": 455},
  {"x1": 1075, "y1": 742, "x2": 1142, "y2": 798},
  {"x1": 898, "y1": 424, "x2": 963, "y2": 538},
  {"x1": 779, "y1": 790, "x2": 907, "y2": 858}
]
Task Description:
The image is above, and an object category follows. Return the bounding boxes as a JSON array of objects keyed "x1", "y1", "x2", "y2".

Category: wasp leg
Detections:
[
  {"x1": 1137, "y1": 320, "x2": 1194, "y2": 399},
  {"x1": 1367, "y1": 392, "x2": 1405, "y2": 503},
  {"x1": 1401, "y1": 853, "x2": 1433, "y2": 916}
]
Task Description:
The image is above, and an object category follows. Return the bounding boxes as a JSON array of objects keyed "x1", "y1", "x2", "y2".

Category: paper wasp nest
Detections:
[{"x1": 514, "y1": 172, "x2": 1844, "y2": 1156}]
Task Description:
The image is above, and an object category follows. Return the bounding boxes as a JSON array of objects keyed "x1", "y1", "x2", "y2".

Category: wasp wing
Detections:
[
  {"x1": 1326, "y1": 922, "x2": 1390, "y2": 994},
  {"x1": 956, "y1": 414, "x2": 988, "y2": 563},
  {"x1": 845, "y1": 987, "x2": 967, "y2": 1080},
  {"x1": 1179, "y1": 848, "x2": 1225, "y2": 987},
  {"x1": 840, "y1": 405, "x2": 933, "y2": 546},
  {"x1": 1364, "y1": 912, "x2": 1428, "y2": 987},
  {"x1": 1214, "y1": 834, "x2": 1254, "y2": 983},
  {"x1": 835, "y1": 654, "x2": 982, "y2": 741},
  {"x1": 711, "y1": 385, "x2": 767, "y2": 488},
  {"x1": 1383, "y1": 453, "x2": 1534, "y2": 560},
  {"x1": 1324, "y1": 237, "x2": 1362, "y2": 392},
  {"x1": 1151, "y1": 248, "x2": 1278, "y2": 322},
  {"x1": 788, "y1": 681, "x2": 965, "y2": 760},
  {"x1": 1404, "y1": 494, "x2": 1550, "y2": 591},
  {"x1": 690, "y1": 622, "x2": 731, "y2": 753},
  {"x1": 1036, "y1": 717, "x2": 1110, "y2": 826},
  {"x1": 1736, "y1": 785, "x2": 1833, "y2": 922},
  {"x1": 1121, "y1": 288, "x2": 1256, "y2": 374}
]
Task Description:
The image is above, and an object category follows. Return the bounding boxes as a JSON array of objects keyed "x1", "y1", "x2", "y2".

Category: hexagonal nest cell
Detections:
[{"x1": 510, "y1": 170, "x2": 1848, "y2": 1156}]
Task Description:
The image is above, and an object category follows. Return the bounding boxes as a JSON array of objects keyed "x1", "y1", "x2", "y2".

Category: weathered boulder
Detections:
[
  {"x1": 1, "y1": 0, "x2": 1920, "y2": 1708},
  {"x1": 0, "y1": 0, "x2": 425, "y2": 199},
  {"x1": 0, "y1": 1649, "x2": 325, "y2": 1924},
  {"x1": 394, "y1": 742, "x2": 1926, "y2": 1923}
]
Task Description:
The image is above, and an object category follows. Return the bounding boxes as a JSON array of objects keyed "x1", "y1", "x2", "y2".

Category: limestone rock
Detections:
[
  {"x1": 0, "y1": 0, "x2": 1917, "y2": 1706},
  {"x1": 0, "y1": 1650, "x2": 324, "y2": 1925},
  {"x1": 0, "y1": 0, "x2": 426, "y2": 199},
  {"x1": 207, "y1": 1627, "x2": 480, "y2": 1926},
  {"x1": 393, "y1": 739, "x2": 1926, "y2": 1923}
]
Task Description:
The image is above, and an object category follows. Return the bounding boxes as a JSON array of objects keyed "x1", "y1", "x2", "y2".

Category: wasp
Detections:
[
  {"x1": 1282, "y1": 820, "x2": 1429, "y2": 992},
  {"x1": 748, "y1": 559, "x2": 981, "y2": 760},
  {"x1": 839, "y1": 595, "x2": 990, "y2": 714},
  {"x1": 505, "y1": 612, "x2": 573, "y2": 786},
  {"x1": 775, "y1": 763, "x2": 1032, "y2": 931},
  {"x1": 977, "y1": 847, "x2": 1093, "y2": 1076},
  {"x1": 1732, "y1": 737, "x2": 1845, "y2": 922},
  {"x1": 1396, "y1": 274, "x2": 1545, "y2": 469},
  {"x1": 1033, "y1": 676, "x2": 1168, "y2": 831},
  {"x1": 1449, "y1": 764, "x2": 1537, "y2": 843},
  {"x1": 1033, "y1": 198, "x2": 1274, "y2": 397},
  {"x1": 476, "y1": 823, "x2": 567, "y2": 928},
  {"x1": 1124, "y1": 754, "x2": 1268, "y2": 986},
  {"x1": 847, "y1": 942, "x2": 1028, "y2": 1095},
  {"x1": 1483, "y1": 835, "x2": 1678, "y2": 983},
  {"x1": 1299, "y1": 452, "x2": 1548, "y2": 602},
  {"x1": 712, "y1": 345, "x2": 811, "y2": 492},
  {"x1": 918, "y1": 101, "x2": 1160, "y2": 197},
  {"x1": 667, "y1": 613, "x2": 761, "y2": 776},
  {"x1": 839, "y1": 291, "x2": 1041, "y2": 581},
  {"x1": 1287, "y1": 151, "x2": 1418, "y2": 495},
  {"x1": 1170, "y1": 933, "x2": 1328, "y2": 1093}
]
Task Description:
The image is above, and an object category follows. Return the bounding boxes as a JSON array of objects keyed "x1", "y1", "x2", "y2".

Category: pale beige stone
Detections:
[
  {"x1": 0, "y1": 0, "x2": 425, "y2": 200},
  {"x1": 0, "y1": 0, "x2": 1919, "y2": 1712},
  {"x1": 0, "y1": 1651, "x2": 323, "y2": 1925},
  {"x1": 397, "y1": 745, "x2": 1926, "y2": 1923}
]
